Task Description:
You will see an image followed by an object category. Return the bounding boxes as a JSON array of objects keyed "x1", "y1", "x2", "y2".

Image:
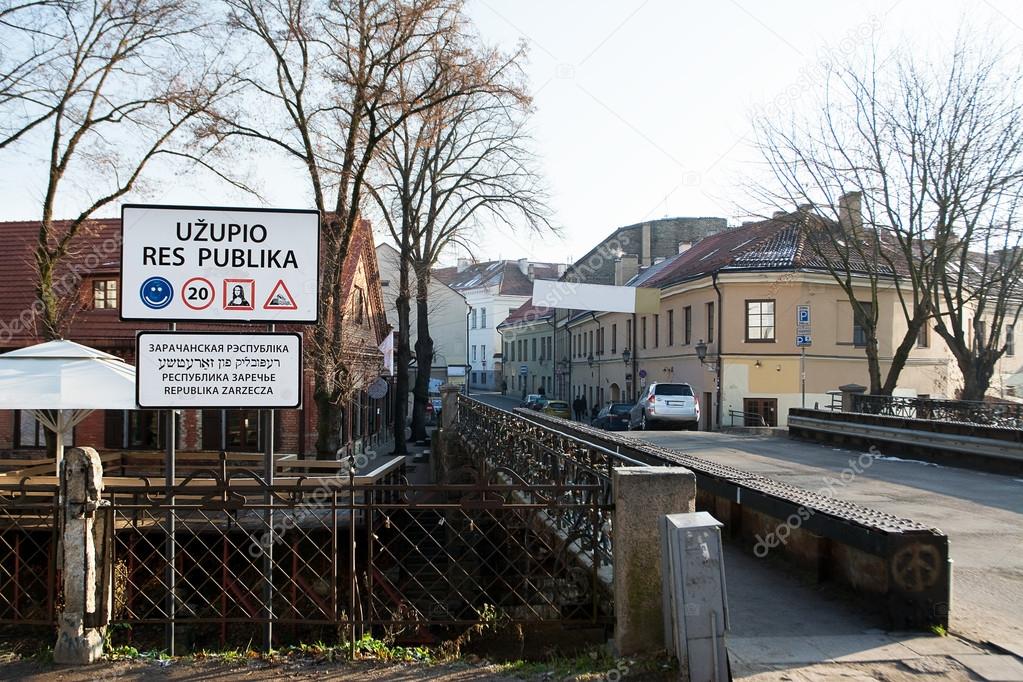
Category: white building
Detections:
[
  {"x1": 434, "y1": 258, "x2": 567, "y2": 390},
  {"x1": 375, "y1": 243, "x2": 468, "y2": 381}
]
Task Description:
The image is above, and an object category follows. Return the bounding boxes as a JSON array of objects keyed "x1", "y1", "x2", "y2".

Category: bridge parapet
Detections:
[{"x1": 458, "y1": 400, "x2": 951, "y2": 631}]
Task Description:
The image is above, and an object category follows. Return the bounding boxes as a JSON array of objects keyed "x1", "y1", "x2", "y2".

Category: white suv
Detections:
[{"x1": 628, "y1": 382, "x2": 700, "y2": 431}]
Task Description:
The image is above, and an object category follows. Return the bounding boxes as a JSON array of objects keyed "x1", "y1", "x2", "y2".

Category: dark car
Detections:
[{"x1": 591, "y1": 402, "x2": 633, "y2": 431}]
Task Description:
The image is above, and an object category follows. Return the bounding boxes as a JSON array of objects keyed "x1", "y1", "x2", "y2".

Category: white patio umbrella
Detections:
[{"x1": 0, "y1": 340, "x2": 136, "y2": 475}]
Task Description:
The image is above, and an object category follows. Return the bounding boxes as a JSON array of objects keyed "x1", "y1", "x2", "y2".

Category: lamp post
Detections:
[
  {"x1": 622, "y1": 348, "x2": 631, "y2": 364},
  {"x1": 695, "y1": 339, "x2": 707, "y2": 363}
]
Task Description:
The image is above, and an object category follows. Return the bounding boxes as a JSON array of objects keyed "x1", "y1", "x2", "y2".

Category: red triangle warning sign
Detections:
[{"x1": 263, "y1": 279, "x2": 298, "y2": 310}]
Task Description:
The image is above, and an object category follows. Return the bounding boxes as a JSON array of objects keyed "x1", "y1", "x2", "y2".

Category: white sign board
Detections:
[
  {"x1": 532, "y1": 280, "x2": 660, "y2": 314},
  {"x1": 136, "y1": 332, "x2": 302, "y2": 408},
  {"x1": 121, "y1": 204, "x2": 319, "y2": 322}
]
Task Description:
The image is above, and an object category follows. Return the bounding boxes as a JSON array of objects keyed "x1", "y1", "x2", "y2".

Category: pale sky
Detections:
[{"x1": 2, "y1": 0, "x2": 1021, "y2": 266}]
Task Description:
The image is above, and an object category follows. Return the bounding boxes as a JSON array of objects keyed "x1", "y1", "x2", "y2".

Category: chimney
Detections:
[
  {"x1": 517, "y1": 257, "x2": 529, "y2": 275},
  {"x1": 677, "y1": 241, "x2": 692, "y2": 254},
  {"x1": 615, "y1": 254, "x2": 640, "y2": 285},
  {"x1": 838, "y1": 191, "x2": 862, "y2": 233},
  {"x1": 557, "y1": 263, "x2": 568, "y2": 276},
  {"x1": 527, "y1": 263, "x2": 535, "y2": 280},
  {"x1": 456, "y1": 257, "x2": 470, "y2": 273}
]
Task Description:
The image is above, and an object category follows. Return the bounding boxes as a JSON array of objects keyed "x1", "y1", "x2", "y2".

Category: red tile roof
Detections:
[
  {"x1": 642, "y1": 210, "x2": 905, "y2": 289},
  {"x1": 497, "y1": 298, "x2": 554, "y2": 328}
]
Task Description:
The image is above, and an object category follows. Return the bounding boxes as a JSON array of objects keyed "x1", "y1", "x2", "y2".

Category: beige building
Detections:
[
  {"x1": 376, "y1": 243, "x2": 467, "y2": 381},
  {"x1": 566, "y1": 209, "x2": 956, "y2": 428},
  {"x1": 497, "y1": 299, "x2": 556, "y2": 399}
]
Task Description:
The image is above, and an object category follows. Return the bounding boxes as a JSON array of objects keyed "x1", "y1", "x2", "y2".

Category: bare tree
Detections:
[
  {"x1": 753, "y1": 34, "x2": 1023, "y2": 399},
  {"x1": 919, "y1": 43, "x2": 1023, "y2": 399},
  {"x1": 0, "y1": 0, "x2": 238, "y2": 340},
  {"x1": 370, "y1": 46, "x2": 551, "y2": 443},
  {"x1": 223, "y1": 0, "x2": 524, "y2": 457}
]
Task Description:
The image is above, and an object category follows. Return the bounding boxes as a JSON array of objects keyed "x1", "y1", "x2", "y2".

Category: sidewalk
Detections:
[{"x1": 724, "y1": 546, "x2": 1023, "y2": 680}]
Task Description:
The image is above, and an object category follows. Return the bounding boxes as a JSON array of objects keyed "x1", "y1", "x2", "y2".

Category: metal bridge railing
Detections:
[{"x1": 852, "y1": 393, "x2": 1023, "y2": 429}]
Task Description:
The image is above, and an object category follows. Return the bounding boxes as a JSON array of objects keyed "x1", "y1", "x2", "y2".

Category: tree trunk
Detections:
[
  {"x1": 314, "y1": 386, "x2": 343, "y2": 459},
  {"x1": 957, "y1": 352, "x2": 996, "y2": 402},
  {"x1": 410, "y1": 275, "x2": 433, "y2": 442},
  {"x1": 391, "y1": 255, "x2": 412, "y2": 455}
]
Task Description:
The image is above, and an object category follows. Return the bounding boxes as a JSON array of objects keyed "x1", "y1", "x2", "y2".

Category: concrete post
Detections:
[
  {"x1": 839, "y1": 383, "x2": 867, "y2": 412},
  {"x1": 440, "y1": 384, "x2": 460, "y2": 430},
  {"x1": 613, "y1": 465, "x2": 696, "y2": 656},
  {"x1": 54, "y1": 446, "x2": 110, "y2": 665}
]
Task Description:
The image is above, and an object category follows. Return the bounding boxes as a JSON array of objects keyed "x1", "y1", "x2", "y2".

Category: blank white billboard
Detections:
[{"x1": 532, "y1": 280, "x2": 660, "y2": 314}]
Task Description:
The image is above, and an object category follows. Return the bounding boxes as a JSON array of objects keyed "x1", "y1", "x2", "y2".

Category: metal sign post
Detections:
[
  {"x1": 165, "y1": 321, "x2": 176, "y2": 656},
  {"x1": 263, "y1": 323, "x2": 275, "y2": 652},
  {"x1": 796, "y1": 305, "x2": 811, "y2": 408}
]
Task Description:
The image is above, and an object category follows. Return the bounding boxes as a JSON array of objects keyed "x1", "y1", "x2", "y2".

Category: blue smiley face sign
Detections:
[{"x1": 140, "y1": 276, "x2": 174, "y2": 310}]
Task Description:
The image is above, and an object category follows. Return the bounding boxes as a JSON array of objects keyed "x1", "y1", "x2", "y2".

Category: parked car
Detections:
[
  {"x1": 429, "y1": 393, "x2": 442, "y2": 422},
  {"x1": 591, "y1": 402, "x2": 633, "y2": 431},
  {"x1": 541, "y1": 400, "x2": 571, "y2": 419},
  {"x1": 520, "y1": 393, "x2": 542, "y2": 408},
  {"x1": 628, "y1": 382, "x2": 699, "y2": 430}
]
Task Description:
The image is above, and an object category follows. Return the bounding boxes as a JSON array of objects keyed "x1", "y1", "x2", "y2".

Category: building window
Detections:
[
  {"x1": 588, "y1": 330, "x2": 593, "y2": 357},
  {"x1": 667, "y1": 310, "x2": 675, "y2": 346},
  {"x1": 745, "y1": 300, "x2": 776, "y2": 342},
  {"x1": 626, "y1": 319, "x2": 633, "y2": 350},
  {"x1": 92, "y1": 278, "x2": 118, "y2": 309},
  {"x1": 853, "y1": 302, "x2": 872, "y2": 347},
  {"x1": 480, "y1": 308, "x2": 487, "y2": 328},
  {"x1": 471, "y1": 309, "x2": 477, "y2": 329},
  {"x1": 706, "y1": 301, "x2": 715, "y2": 344},
  {"x1": 684, "y1": 306, "x2": 692, "y2": 345},
  {"x1": 611, "y1": 323, "x2": 618, "y2": 353},
  {"x1": 529, "y1": 337, "x2": 536, "y2": 361},
  {"x1": 110, "y1": 410, "x2": 163, "y2": 449},
  {"x1": 472, "y1": 345, "x2": 477, "y2": 361},
  {"x1": 14, "y1": 410, "x2": 57, "y2": 448},
  {"x1": 917, "y1": 323, "x2": 929, "y2": 348},
  {"x1": 1007, "y1": 325, "x2": 1015, "y2": 357},
  {"x1": 641, "y1": 317, "x2": 647, "y2": 349},
  {"x1": 654, "y1": 314, "x2": 660, "y2": 347},
  {"x1": 597, "y1": 327, "x2": 604, "y2": 355}
]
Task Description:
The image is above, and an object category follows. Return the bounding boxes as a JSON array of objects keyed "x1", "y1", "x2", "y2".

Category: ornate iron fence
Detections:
[
  {"x1": 0, "y1": 482, "x2": 59, "y2": 628},
  {"x1": 852, "y1": 394, "x2": 1023, "y2": 429},
  {"x1": 104, "y1": 461, "x2": 611, "y2": 652},
  {"x1": 456, "y1": 395, "x2": 647, "y2": 568}
]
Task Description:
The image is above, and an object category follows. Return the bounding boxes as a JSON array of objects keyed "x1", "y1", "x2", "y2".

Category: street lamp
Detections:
[
  {"x1": 587, "y1": 353, "x2": 595, "y2": 367},
  {"x1": 695, "y1": 339, "x2": 708, "y2": 363},
  {"x1": 621, "y1": 348, "x2": 631, "y2": 364}
]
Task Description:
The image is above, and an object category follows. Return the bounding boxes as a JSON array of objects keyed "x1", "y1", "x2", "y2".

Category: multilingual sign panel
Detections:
[
  {"x1": 136, "y1": 332, "x2": 302, "y2": 408},
  {"x1": 120, "y1": 204, "x2": 319, "y2": 322}
]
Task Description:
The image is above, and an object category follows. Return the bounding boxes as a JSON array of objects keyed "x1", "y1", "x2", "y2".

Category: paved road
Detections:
[{"x1": 469, "y1": 391, "x2": 1023, "y2": 650}]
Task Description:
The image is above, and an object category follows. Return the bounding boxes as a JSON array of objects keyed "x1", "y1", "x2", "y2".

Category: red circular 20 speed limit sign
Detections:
[{"x1": 181, "y1": 276, "x2": 215, "y2": 310}]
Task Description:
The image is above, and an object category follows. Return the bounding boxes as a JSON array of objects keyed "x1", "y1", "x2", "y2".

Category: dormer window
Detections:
[{"x1": 93, "y1": 278, "x2": 118, "y2": 309}]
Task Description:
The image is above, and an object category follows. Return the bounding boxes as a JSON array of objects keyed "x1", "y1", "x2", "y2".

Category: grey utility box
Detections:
[{"x1": 660, "y1": 511, "x2": 730, "y2": 682}]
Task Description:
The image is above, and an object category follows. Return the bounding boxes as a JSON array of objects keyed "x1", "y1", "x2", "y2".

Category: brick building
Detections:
[{"x1": 0, "y1": 215, "x2": 392, "y2": 458}]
